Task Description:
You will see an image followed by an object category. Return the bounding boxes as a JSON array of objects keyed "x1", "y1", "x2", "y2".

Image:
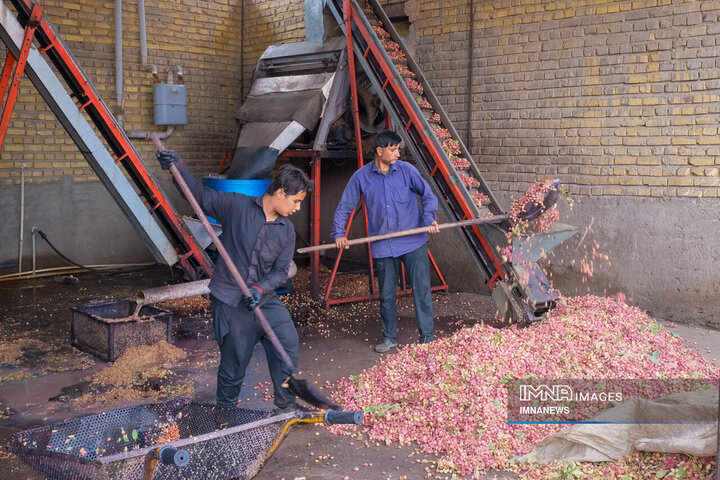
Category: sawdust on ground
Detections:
[
  {"x1": 69, "y1": 341, "x2": 195, "y2": 404},
  {"x1": 0, "y1": 324, "x2": 94, "y2": 375},
  {"x1": 159, "y1": 295, "x2": 211, "y2": 315},
  {"x1": 91, "y1": 341, "x2": 186, "y2": 387}
]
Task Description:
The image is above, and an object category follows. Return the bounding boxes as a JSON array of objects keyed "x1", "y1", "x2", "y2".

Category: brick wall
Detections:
[
  {"x1": 0, "y1": 0, "x2": 306, "y2": 185},
  {"x1": 4, "y1": 0, "x2": 718, "y2": 196},
  {"x1": 242, "y1": 0, "x2": 306, "y2": 98},
  {"x1": 413, "y1": 0, "x2": 720, "y2": 199}
]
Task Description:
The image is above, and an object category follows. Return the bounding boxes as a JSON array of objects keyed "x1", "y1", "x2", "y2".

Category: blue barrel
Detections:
[
  {"x1": 202, "y1": 177, "x2": 271, "y2": 196},
  {"x1": 202, "y1": 178, "x2": 271, "y2": 224},
  {"x1": 201, "y1": 177, "x2": 290, "y2": 294}
]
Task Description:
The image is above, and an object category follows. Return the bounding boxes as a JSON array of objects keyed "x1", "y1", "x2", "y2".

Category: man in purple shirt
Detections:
[{"x1": 332, "y1": 130, "x2": 440, "y2": 353}]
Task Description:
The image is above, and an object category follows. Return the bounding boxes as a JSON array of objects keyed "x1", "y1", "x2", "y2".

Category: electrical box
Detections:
[{"x1": 153, "y1": 83, "x2": 187, "y2": 125}]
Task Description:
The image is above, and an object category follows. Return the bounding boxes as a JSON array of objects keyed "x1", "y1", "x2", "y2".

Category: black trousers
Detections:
[{"x1": 211, "y1": 295, "x2": 299, "y2": 408}]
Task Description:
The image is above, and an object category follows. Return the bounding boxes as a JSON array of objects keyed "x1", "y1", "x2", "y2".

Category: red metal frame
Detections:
[
  {"x1": 342, "y1": 0, "x2": 506, "y2": 289},
  {"x1": 8, "y1": 0, "x2": 211, "y2": 280},
  {"x1": 318, "y1": 0, "x2": 448, "y2": 307},
  {"x1": 0, "y1": 3, "x2": 40, "y2": 151},
  {"x1": 310, "y1": 151, "x2": 321, "y2": 299}
]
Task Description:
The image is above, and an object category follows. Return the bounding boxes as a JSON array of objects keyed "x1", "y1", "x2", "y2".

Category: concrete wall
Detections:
[{"x1": 547, "y1": 196, "x2": 720, "y2": 329}]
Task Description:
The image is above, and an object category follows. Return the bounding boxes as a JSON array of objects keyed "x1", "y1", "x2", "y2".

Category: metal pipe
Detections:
[
  {"x1": 136, "y1": 263, "x2": 296, "y2": 306},
  {"x1": 128, "y1": 125, "x2": 174, "y2": 140},
  {"x1": 167, "y1": 65, "x2": 183, "y2": 84},
  {"x1": 115, "y1": 0, "x2": 123, "y2": 124},
  {"x1": 31, "y1": 226, "x2": 37, "y2": 276},
  {"x1": 137, "y1": 0, "x2": 158, "y2": 77},
  {"x1": 136, "y1": 279, "x2": 210, "y2": 306},
  {"x1": 17, "y1": 162, "x2": 25, "y2": 274},
  {"x1": 466, "y1": 0, "x2": 475, "y2": 149},
  {"x1": 138, "y1": 0, "x2": 147, "y2": 66},
  {"x1": 240, "y1": 0, "x2": 244, "y2": 99}
]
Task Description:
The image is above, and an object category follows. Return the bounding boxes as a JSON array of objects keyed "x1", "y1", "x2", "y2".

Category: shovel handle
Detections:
[
  {"x1": 324, "y1": 410, "x2": 364, "y2": 425},
  {"x1": 149, "y1": 134, "x2": 297, "y2": 374},
  {"x1": 297, "y1": 214, "x2": 510, "y2": 254}
]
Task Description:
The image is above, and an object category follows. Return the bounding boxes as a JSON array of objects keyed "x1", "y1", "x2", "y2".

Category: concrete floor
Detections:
[{"x1": 0, "y1": 266, "x2": 717, "y2": 479}]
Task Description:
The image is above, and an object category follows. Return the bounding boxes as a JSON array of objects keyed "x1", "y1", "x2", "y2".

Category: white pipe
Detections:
[
  {"x1": 167, "y1": 65, "x2": 183, "y2": 84},
  {"x1": 128, "y1": 125, "x2": 174, "y2": 140},
  {"x1": 138, "y1": 0, "x2": 147, "y2": 66},
  {"x1": 17, "y1": 162, "x2": 25, "y2": 274},
  {"x1": 31, "y1": 226, "x2": 37, "y2": 276},
  {"x1": 115, "y1": 0, "x2": 123, "y2": 124},
  {"x1": 137, "y1": 0, "x2": 158, "y2": 78}
]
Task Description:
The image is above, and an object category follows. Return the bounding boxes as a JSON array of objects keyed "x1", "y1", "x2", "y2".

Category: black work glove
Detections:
[
  {"x1": 156, "y1": 150, "x2": 184, "y2": 170},
  {"x1": 241, "y1": 285, "x2": 263, "y2": 310}
]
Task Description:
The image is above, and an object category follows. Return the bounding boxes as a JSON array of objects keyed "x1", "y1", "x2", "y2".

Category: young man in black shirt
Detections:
[{"x1": 157, "y1": 150, "x2": 312, "y2": 411}]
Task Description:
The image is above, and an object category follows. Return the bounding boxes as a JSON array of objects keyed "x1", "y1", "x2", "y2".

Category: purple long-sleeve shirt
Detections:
[{"x1": 331, "y1": 160, "x2": 438, "y2": 259}]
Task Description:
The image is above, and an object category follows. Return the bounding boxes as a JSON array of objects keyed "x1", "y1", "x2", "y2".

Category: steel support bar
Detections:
[
  {"x1": 0, "y1": 3, "x2": 39, "y2": 151},
  {"x1": 310, "y1": 152, "x2": 321, "y2": 299},
  {"x1": 0, "y1": 52, "x2": 15, "y2": 101},
  {"x1": 326, "y1": 284, "x2": 448, "y2": 307},
  {"x1": 326, "y1": 0, "x2": 502, "y2": 281}
]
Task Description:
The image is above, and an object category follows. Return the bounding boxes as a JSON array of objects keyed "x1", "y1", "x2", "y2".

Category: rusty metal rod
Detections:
[
  {"x1": 136, "y1": 279, "x2": 210, "y2": 306},
  {"x1": 149, "y1": 133, "x2": 296, "y2": 373},
  {"x1": 297, "y1": 214, "x2": 510, "y2": 254}
]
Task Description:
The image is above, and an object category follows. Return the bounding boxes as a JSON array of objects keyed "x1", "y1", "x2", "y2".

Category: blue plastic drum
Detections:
[
  {"x1": 201, "y1": 177, "x2": 290, "y2": 294},
  {"x1": 202, "y1": 177, "x2": 271, "y2": 224}
]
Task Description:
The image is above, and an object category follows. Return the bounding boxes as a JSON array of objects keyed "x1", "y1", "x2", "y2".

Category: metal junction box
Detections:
[{"x1": 154, "y1": 83, "x2": 187, "y2": 125}]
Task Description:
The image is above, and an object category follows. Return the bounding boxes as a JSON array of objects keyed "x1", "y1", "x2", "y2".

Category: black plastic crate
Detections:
[{"x1": 70, "y1": 300, "x2": 173, "y2": 362}]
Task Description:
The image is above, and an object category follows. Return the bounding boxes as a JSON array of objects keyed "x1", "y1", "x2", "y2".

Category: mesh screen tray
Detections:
[
  {"x1": 71, "y1": 300, "x2": 173, "y2": 362},
  {"x1": 10, "y1": 400, "x2": 292, "y2": 480}
]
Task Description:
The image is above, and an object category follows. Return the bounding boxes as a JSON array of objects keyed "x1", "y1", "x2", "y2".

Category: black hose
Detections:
[{"x1": 36, "y1": 230, "x2": 156, "y2": 277}]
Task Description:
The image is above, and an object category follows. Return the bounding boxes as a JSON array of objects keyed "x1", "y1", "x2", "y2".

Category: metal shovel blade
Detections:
[{"x1": 286, "y1": 377, "x2": 342, "y2": 410}]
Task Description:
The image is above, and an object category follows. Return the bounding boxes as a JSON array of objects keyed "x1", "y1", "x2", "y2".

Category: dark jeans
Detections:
[
  {"x1": 211, "y1": 295, "x2": 299, "y2": 408},
  {"x1": 376, "y1": 243, "x2": 434, "y2": 343}
]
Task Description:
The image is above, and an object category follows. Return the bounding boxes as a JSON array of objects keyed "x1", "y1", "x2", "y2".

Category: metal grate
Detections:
[{"x1": 10, "y1": 400, "x2": 294, "y2": 479}]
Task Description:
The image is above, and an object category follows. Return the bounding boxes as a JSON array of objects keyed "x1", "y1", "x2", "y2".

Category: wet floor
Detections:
[
  {"x1": 0, "y1": 266, "x2": 503, "y2": 479},
  {"x1": 0, "y1": 266, "x2": 717, "y2": 480}
]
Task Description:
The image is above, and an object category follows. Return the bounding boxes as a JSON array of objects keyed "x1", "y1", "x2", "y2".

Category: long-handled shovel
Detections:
[
  {"x1": 298, "y1": 179, "x2": 561, "y2": 254},
  {"x1": 149, "y1": 133, "x2": 340, "y2": 410}
]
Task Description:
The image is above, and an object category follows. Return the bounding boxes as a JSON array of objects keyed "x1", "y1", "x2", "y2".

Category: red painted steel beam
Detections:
[
  {"x1": 0, "y1": 3, "x2": 40, "y2": 151},
  {"x1": 310, "y1": 153, "x2": 321, "y2": 300},
  {"x1": 346, "y1": 3, "x2": 505, "y2": 285}
]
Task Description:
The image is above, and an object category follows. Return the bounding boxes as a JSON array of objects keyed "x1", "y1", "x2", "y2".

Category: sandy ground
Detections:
[{"x1": 0, "y1": 266, "x2": 717, "y2": 479}]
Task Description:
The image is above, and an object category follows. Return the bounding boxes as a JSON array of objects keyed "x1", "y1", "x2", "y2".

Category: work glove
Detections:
[
  {"x1": 241, "y1": 285, "x2": 263, "y2": 310},
  {"x1": 156, "y1": 150, "x2": 184, "y2": 170}
]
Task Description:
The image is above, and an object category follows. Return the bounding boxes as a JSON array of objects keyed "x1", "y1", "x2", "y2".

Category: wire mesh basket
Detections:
[{"x1": 9, "y1": 399, "x2": 296, "y2": 480}]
